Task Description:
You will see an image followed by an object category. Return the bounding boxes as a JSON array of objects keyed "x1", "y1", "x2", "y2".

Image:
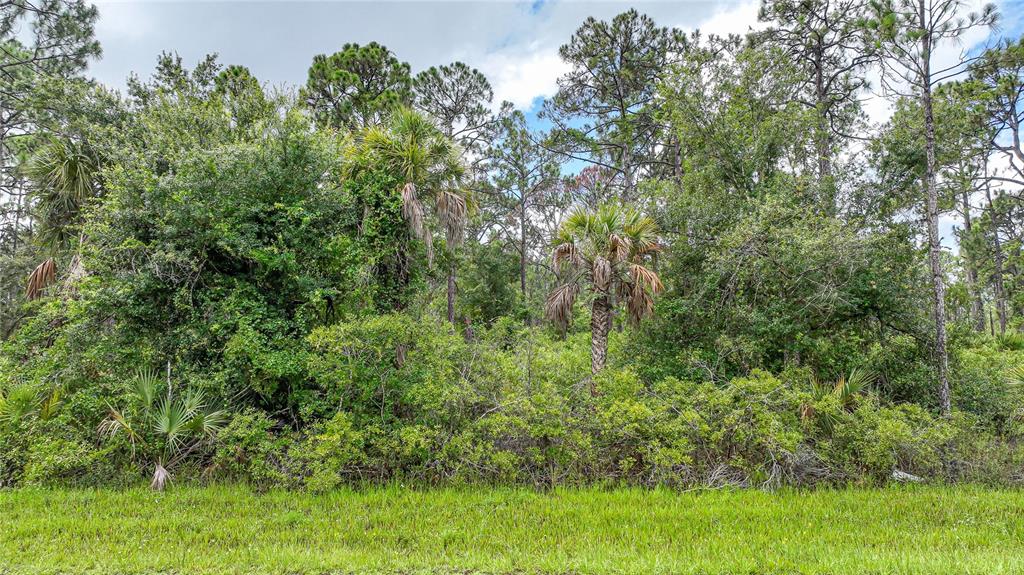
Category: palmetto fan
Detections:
[{"x1": 99, "y1": 366, "x2": 226, "y2": 490}]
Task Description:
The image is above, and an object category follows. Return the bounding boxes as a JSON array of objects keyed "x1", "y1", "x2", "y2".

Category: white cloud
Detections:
[
  {"x1": 684, "y1": 0, "x2": 764, "y2": 37},
  {"x1": 470, "y1": 42, "x2": 570, "y2": 111}
]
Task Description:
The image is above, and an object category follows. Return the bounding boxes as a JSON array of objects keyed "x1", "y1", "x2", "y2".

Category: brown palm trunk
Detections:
[{"x1": 590, "y1": 293, "x2": 610, "y2": 385}]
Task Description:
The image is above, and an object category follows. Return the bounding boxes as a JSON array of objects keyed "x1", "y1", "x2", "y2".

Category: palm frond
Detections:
[
  {"x1": 436, "y1": 189, "x2": 467, "y2": 247},
  {"x1": 150, "y1": 462, "x2": 171, "y2": 491},
  {"x1": 592, "y1": 256, "x2": 611, "y2": 292},
  {"x1": 0, "y1": 384, "x2": 38, "y2": 426},
  {"x1": 154, "y1": 396, "x2": 189, "y2": 454},
  {"x1": 133, "y1": 367, "x2": 162, "y2": 409},
  {"x1": 98, "y1": 404, "x2": 142, "y2": 455},
  {"x1": 630, "y1": 264, "x2": 664, "y2": 294},
  {"x1": 625, "y1": 282, "x2": 654, "y2": 324},
  {"x1": 552, "y1": 242, "x2": 580, "y2": 269},
  {"x1": 187, "y1": 408, "x2": 227, "y2": 439},
  {"x1": 609, "y1": 233, "x2": 631, "y2": 263},
  {"x1": 38, "y1": 386, "x2": 62, "y2": 420},
  {"x1": 545, "y1": 282, "x2": 580, "y2": 331},
  {"x1": 26, "y1": 258, "x2": 56, "y2": 300}
]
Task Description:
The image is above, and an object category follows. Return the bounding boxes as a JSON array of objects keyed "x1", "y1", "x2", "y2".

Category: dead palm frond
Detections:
[
  {"x1": 150, "y1": 462, "x2": 171, "y2": 491},
  {"x1": 552, "y1": 242, "x2": 580, "y2": 268},
  {"x1": 592, "y1": 256, "x2": 612, "y2": 292},
  {"x1": 26, "y1": 258, "x2": 56, "y2": 300},
  {"x1": 630, "y1": 263, "x2": 664, "y2": 295},
  {"x1": 436, "y1": 189, "x2": 467, "y2": 247},
  {"x1": 545, "y1": 282, "x2": 580, "y2": 331}
]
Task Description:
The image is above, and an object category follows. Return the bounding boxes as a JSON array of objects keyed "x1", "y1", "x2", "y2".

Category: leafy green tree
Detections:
[
  {"x1": 542, "y1": 9, "x2": 677, "y2": 200},
  {"x1": 863, "y1": 0, "x2": 998, "y2": 415},
  {"x1": 301, "y1": 42, "x2": 411, "y2": 130},
  {"x1": 213, "y1": 64, "x2": 272, "y2": 133},
  {"x1": 546, "y1": 204, "x2": 662, "y2": 381}
]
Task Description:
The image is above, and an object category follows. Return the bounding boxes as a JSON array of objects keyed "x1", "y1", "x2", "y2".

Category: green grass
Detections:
[{"x1": 1, "y1": 486, "x2": 1023, "y2": 574}]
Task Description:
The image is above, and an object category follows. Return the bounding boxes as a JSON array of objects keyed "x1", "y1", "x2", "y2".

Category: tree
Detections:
[
  {"x1": 541, "y1": 9, "x2": 676, "y2": 200},
  {"x1": 21, "y1": 134, "x2": 101, "y2": 299},
  {"x1": 757, "y1": 0, "x2": 873, "y2": 210},
  {"x1": 301, "y1": 42, "x2": 411, "y2": 130},
  {"x1": 546, "y1": 204, "x2": 662, "y2": 382},
  {"x1": 0, "y1": 0, "x2": 100, "y2": 321},
  {"x1": 487, "y1": 109, "x2": 560, "y2": 303},
  {"x1": 971, "y1": 36, "x2": 1024, "y2": 188},
  {"x1": 351, "y1": 107, "x2": 467, "y2": 322},
  {"x1": 864, "y1": 0, "x2": 997, "y2": 415},
  {"x1": 413, "y1": 62, "x2": 494, "y2": 157},
  {"x1": 413, "y1": 62, "x2": 494, "y2": 325}
]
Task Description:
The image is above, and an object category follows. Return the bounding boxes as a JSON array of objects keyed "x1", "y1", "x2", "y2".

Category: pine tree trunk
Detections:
[
  {"x1": 590, "y1": 294, "x2": 610, "y2": 385},
  {"x1": 985, "y1": 185, "x2": 1009, "y2": 334},
  {"x1": 921, "y1": 28, "x2": 952, "y2": 416},
  {"x1": 520, "y1": 202, "x2": 528, "y2": 297},
  {"x1": 960, "y1": 191, "x2": 984, "y2": 332},
  {"x1": 814, "y1": 47, "x2": 834, "y2": 211}
]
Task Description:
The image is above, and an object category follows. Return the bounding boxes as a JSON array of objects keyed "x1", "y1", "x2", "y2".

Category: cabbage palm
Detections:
[
  {"x1": 21, "y1": 136, "x2": 101, "y2": 300},
  {"x1": 546, "y1": 204, "x2": 663, "y2": 381},
  {"x1": 353, "y1": 107, "x2": 467, "y2": 322},
  {"x1": 99, "y1": 367, "x2": 225, "y2": 490}
]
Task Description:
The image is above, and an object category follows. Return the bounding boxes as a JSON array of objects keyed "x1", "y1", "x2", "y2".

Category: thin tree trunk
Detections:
[
  {"x1": 519, "y1": 201, "x2": 527, "y2": 297},
  {"x1": 960, "y1": 190, "x2": 984, "y2": 332},
  {"x1": 814, "y1": 46, "x2": 834, "y2": 212},
  {"x1": 985, "y1": 184, "x2": 1008, "y2": 334},
  {"x1": 590, "y1": 294, "x2": 610, "y2": 384},
  {"x1": 921, "y1": 23, "x2": 952, "y2": 416},
  {"x1": 446, "y1": 266, "x2": 456, "y2": 325}
]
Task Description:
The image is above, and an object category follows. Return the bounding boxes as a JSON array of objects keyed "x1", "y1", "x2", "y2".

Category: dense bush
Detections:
[{"x1": 10, "y1": 312, "x2": 1015, "y2": 490}]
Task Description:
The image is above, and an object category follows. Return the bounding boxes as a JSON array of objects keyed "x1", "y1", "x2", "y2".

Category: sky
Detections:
[
  {"x1": 88, "y1": 0, "x2": 771, "y2": 110},
  {"x1": 83, "y1": 0, "x2": 1024, "y2": 248},
  {"x1": 86, "y1": 0, "x2": 1024, "y2": 116}
]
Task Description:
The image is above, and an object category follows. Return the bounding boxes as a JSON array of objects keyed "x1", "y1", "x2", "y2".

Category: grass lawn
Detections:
[{"x1": 1, "y1": 485, "x2": 1023, "y2": 574}]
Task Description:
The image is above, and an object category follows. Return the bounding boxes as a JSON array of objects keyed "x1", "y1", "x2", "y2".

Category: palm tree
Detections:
[
  {"x1": 99, "y1": 366, "x2": 225, "y2": 490},
  {"x1": 353, "y1": 107, "x2": 468, "y2": 323},
  {"x1": 21, "y1": 136, "x2": 100, "y2": 300},
  {"x1": 545, "y1": 204, "x2": 663, "y2": 384}
]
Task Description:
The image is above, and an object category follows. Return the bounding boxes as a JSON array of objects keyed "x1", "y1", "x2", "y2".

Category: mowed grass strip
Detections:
[{"x1": 1, "y1": 485, "x2": 1022, "y2": 574}]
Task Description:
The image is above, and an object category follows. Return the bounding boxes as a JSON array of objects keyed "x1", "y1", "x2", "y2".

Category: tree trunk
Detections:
[
  {"x1": 960, "y1": 190, "x2": 984, "y2": 332},
  {"x1": 985, "y1": 185, "x2": 1008, "y2": 334},
  {"x1": 813, "y1": 46, "x2": 834, "y2": 212},
  {"x1": 519, "y1": 201, "x2": 528, "y2": 297},
  {"x1": 590, "y1": 294, "x2": 610, "y2": 385},
  {"x1": 921, "y1": 26, "x2": 952, "y2": 416},
  {"x1": 446, "y1": 266, "x2": 456, "y2": 326}
]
